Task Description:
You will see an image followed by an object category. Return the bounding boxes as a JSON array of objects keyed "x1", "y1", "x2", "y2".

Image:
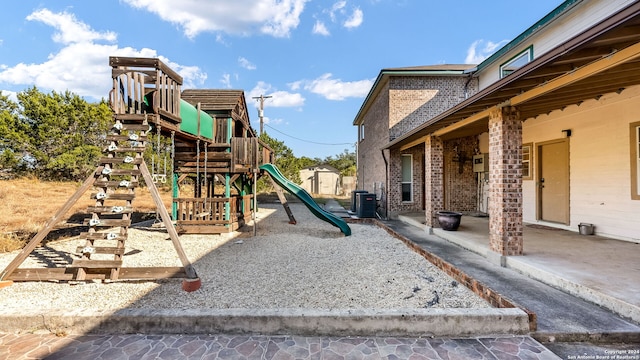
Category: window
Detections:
[
  {"x1": 401, "y1": 154, "x2": 412, "y2": 202},
  {"x1": 500, "y1": 46, "x2": 533, "y2": 78},
  {"x1": 522, "y1": 143, "x2": 532, "y2": 180},
  {"x1": 359, "y1": 124, "x2": 365, "y2": 142},
  {"x1": 631, "y1": 122, "x2": 640, "y2": 200}
]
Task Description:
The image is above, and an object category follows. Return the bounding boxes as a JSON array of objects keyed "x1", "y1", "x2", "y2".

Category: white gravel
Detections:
[{"x1": 0, "y1": 203, "x2": 490, "y2": 311}]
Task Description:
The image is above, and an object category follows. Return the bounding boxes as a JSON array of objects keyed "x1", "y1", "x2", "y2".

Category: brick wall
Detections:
[
  {"x1": 357, "y1": 83, "x2": 390, "y2": 214},
  {"x1": 389, "y1": 76, "x2": 478, "y2": 140},
  {"x1": 443, "y1": 136, "x2": 478, "y2": 212},
  {"x1": 388, "y1": 146, "x2": 425, "y2": 215},
  {"x1": 488, "y1": 107, "x2": 523, "y2": 256},
  {"x1": 356, "y1": 74, "x2": 479, "y2": 219}
]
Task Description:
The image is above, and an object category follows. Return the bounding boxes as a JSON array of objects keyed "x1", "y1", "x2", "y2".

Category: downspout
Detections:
[
  {"x1": 463, "y1": 69, "x2": 477, "y2": 99},
  {"x1": 380, "y1": 149, "x2": 389, "y2": 220}
]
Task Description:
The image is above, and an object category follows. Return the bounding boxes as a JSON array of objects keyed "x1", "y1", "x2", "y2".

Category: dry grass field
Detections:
[
  {"x1": 0, "y1": 177, "x2": 352, "y2": 253},
  {"x1": 0, "y1": 178, "x2": 172, "y2": 252}
]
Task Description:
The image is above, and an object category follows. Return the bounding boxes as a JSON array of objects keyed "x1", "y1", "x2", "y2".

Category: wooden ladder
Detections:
[
  {"x1": 70, "y1": 113, "x2": 149, "y2": 280},
  {"x1": 0, "y1": 113, "x2": 200, "y2": 290}
]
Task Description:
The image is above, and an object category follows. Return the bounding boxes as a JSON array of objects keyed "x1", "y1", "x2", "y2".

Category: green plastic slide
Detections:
[{"x1": 259, "y1": 163, "x2": 351, "y2": 236}]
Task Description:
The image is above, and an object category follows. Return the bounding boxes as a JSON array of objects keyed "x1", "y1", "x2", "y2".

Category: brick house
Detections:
[
  {"x1": 354, "y1": 0, "x2": 640, "y2": 258},
  {"x1": 354, "y1": 65, "x2": 479, "y2": 218}
]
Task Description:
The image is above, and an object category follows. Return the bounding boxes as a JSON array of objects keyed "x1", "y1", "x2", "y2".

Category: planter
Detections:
[{"x1": 437, "y1": 211, "x2": 462, "y2": 231}]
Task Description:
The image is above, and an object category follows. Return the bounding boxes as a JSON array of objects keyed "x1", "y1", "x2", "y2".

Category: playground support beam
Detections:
[{"x1": 139, "y1": 161, "x2": 201, "y2": 291}]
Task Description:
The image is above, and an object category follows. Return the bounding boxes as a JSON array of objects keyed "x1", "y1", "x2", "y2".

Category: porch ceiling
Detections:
[{"x1": 387, "y1": 2, "x2": 640, "y2": 147}]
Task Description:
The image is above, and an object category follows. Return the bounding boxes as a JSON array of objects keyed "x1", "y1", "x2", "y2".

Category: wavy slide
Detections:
[{"x1": 259, "y1": 163, "x2": 351, "y2": 236}]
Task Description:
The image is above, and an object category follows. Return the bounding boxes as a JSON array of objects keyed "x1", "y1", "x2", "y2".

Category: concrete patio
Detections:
[{"x1": 397, "y1": 212, "x2": 640, "y2": 324}]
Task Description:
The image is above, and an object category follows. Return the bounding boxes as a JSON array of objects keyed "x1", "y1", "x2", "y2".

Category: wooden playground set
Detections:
[
  {"x1": 0, "y1": 56, "x2": 351, "y2": 292},
  {"x1": 0, "y1": 57, "x2": 271, "y2": 291},
  {"x1": 0, "y1": 57, "x2": 351, "y2": 291}
]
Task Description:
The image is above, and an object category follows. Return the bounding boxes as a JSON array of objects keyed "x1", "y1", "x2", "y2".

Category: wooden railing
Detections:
[
  {"x1": 109, "y1": 57, "x2": 182, "y2": 122},
  {"x1": 173, "y1": 195, "x2": 254, "y2": 225},
  {"x1": 231, "y1": 137, "x2": 259, "y2": 169}
]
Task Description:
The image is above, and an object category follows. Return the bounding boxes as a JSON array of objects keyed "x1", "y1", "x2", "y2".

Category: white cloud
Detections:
[
  {"x1": 329, "y1": 1, "x2": 347, "y2": 22},
  {"x1": 299, "y1": 73, "x2": 373, "y2": 101},
  {"x1": 122, "y1": 0, "x2": 308, "y2": 38},
  {"x1": 315, "y1": 1, "x2": 363, "y2": 34},
  {"x1": 343, "y1": 7, "x2": 363, "y2": 29},
  {"x1": 26, "y1": 9, "x2": 117, "y2": 44},
  {"x1": 465, "y1": 39, "x2": 508, "y2": 64},
  {"x1": 0, "y1": 9, "x2": 206, "y2": 100},
  {"x1": 313, "y1": 21, "x2": 330, "y2": 36},
  {"x1": 262, "y1": 116, "x2": 284, "y2": 125},
  {"x1": 248, "y1": 81, "x2": 305, "y2": 108},
  {"x1": 0, "y1": 90, "x2": 18, "y2": 102},
  {"x1": 220, "y1": 73, "x2": 232, "y2": 88},
  {"x1": 238, "y1": 57, "x2": 256, "y2": 70}
]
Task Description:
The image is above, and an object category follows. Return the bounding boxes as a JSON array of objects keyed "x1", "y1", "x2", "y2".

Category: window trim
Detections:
[
  {"x1": 500, "y1": 45, "x2": 533, "y2": 78},
  {"x1": 630, "y1": 121, "x2": 640, "y2": 200},
  {"x1": 401, "y1": 154, "x2": 413, "y2": 203},
  {"x1": 522, "y1": 142, "x2": 533, "y2": 180}
]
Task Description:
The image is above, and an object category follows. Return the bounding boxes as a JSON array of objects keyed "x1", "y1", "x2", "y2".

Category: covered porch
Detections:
[
  {"x1": 385, "y1": 2, "x2": 640, "y2": 258},
  {"x1": 397, "y1": 211, "x2": 640, "y2": 324}
]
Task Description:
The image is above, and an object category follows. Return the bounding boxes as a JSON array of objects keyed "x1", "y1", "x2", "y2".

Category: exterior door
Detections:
[{"x1": 537, "y1": 139, "x2": 569, "y2": 224}]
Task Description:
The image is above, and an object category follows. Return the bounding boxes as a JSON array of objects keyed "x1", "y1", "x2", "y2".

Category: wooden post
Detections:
[
  {"x1": 139, "y1": 161, "x2": 200, "y2": 291},
  {"x1": 266, "y1": 173, "x2": 296, "y2": 224}
]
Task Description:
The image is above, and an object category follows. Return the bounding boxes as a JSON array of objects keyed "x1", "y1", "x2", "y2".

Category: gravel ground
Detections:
[{"x1": 0, "y1": 203, "x2": 490, "y2": 311}]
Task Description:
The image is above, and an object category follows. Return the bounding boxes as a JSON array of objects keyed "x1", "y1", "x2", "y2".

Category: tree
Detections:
[
  {"x1": 0, "y1": 93, "x2": 29, "y2": 172},
  {"x1": 15, "y1": 87, "x2": 112, "y2": 181},
  {"x1": 259, "y1": 131, "x2": 302, "y2": 182},
  {"x1": 324, "y1": 148, "x2": 356, "y2": 176},
  {"x1": 298, "y1": 156, "x2": 320, "y2": 169}
]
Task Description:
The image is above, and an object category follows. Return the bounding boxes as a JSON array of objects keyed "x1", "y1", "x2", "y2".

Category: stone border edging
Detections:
[{"x1": 0, "y1": 308, "x2": 529, "y2": 337}]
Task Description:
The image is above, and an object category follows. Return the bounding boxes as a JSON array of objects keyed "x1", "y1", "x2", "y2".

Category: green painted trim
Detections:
[
  {"x1": 499, "y1": 45, "x2": 534, "y2": 78},
  {"x1": 476, "y1": 0, "x2": 582, "y2": 72},
  {"x1": 225, "y1": 173, "x2": 231, "y2": 222},
  {"x1": 172, "y1": 173, "x2": 178, "y2": 220}
]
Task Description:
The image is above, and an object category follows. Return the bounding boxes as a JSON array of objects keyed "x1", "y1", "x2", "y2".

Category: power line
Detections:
[{"x1": 264, "y1": 123, "x2": 354, "y2": 146}]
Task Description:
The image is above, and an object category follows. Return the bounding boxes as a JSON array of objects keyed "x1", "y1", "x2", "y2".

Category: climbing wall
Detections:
[{"x1": 72, "y1": 113, "x2": 150, "y2": 280}]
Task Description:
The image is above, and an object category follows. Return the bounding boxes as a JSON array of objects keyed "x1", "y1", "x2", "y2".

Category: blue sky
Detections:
[{"x1": 0, "y1": 0, "x2": 562, "y2": 159}]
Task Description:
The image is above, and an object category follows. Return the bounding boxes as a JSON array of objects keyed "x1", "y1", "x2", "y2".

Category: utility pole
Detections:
[{"x1": 252, "y1": 94, "x2": 272, "y2": 135}]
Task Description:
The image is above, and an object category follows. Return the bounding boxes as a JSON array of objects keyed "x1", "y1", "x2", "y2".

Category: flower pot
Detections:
[{"x1": 437, "y1": 211, "x2": 462, "y2": 231}]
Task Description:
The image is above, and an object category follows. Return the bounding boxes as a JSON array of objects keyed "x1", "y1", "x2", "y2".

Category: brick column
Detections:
[
  {"x1": 424, "y1": 136, "x2": 444, "y2": 228},
  {"x1": 488, "y1": 106, "x2": 523, "y2": 256}
]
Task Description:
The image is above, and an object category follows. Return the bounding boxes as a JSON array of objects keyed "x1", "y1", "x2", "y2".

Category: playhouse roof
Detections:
[{"x1": 181, "y1": 89, "x2": 246, "y2": 112}]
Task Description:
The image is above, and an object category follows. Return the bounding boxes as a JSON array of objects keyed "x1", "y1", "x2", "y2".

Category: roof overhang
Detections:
[{"x1": 386, "y1": 1, "x2": 640, "y2": 150}]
